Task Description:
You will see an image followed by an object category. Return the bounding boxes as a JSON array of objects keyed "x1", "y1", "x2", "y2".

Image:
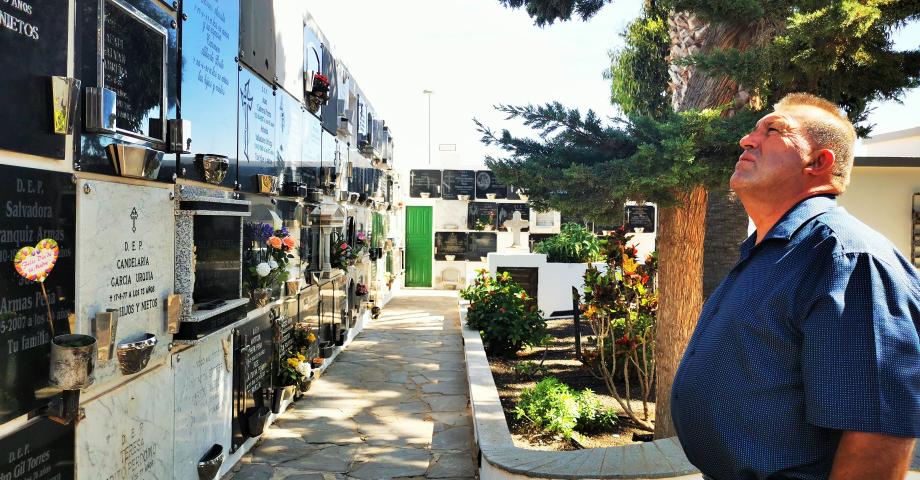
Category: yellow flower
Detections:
[
  {"x1": 622, "y1": 255, "x2": 638, "y2": 275},
  {"x1": 287, "y1": 358, "x2": 299, "y2": 368},
  {"x1": 297, "y1": 353, "x2": 306, "y2": 361},
  {"x1": 307, "y1": 333, "x2": 317, "y2": 342},
  {"x1": 585, "y1": 305, "x2": 597, "y2": 318}
]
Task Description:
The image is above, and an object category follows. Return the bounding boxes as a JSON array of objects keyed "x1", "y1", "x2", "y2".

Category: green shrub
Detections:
[
  {"x1": 533, "y1": 223, "x2": 602, "y2": 263},
  {"x1": 514, "y1": 377, "x2": 618, "y2": 439},
  {"x1": 461, "y1": 270, "x2": 546, "y2": 357}
]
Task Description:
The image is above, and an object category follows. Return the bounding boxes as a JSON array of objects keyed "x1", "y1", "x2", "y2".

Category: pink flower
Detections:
[{"x1": 340, "y1": 243, "x2": 348, "y2": 250}]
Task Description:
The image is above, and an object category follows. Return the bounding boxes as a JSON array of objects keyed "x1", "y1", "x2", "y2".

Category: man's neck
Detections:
[{"x1": 741, "y1": 187, "x2": 837, "y2": 244}]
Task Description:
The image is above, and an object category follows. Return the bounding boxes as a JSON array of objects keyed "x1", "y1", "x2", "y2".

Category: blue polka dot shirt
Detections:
[{"x1": 672, "y1": 195, "x2": 920, "y2": 480}]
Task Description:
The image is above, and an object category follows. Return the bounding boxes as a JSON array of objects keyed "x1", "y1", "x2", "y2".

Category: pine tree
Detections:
[{"x1": 487, "y1": 0, "x2": 920, "y2": 438}]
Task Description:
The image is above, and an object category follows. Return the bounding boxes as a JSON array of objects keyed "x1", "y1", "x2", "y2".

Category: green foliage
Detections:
[
  {"x1": 533, "y1": 223, "x2": 603, "y2": 263},
  {"x1": 608, "y1": 10, "x2": 671, "y2": 119},
  {"x1": 477, "y1": 104, "x2": 757, "y2": 222},
  {"x1": 460, "y1": 270, "x2": 547, "y2": 357},
  {"x1": 512, "y1": 361, "x2": 549, "y2": 378},
  {"x1": 496, "y1": 0, "x2": 612, "y2": 26},
  {"x1": 514, "y1": 377, "x2": 618, "y2": 438}
]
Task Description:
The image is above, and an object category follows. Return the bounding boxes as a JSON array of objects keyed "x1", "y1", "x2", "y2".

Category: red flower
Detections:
[
  {"x1": 499, "y1": 307, "x2": 507, "y2": 314},
  {"x1": 641, "y1": 274, "x2": 650, "y2": 285},
  {"x1": 615, "y1": 334, "x2": 631, "y2": 346},
  {"x1": 340, "y1": 243, "x2": 348, "y2": 250}
]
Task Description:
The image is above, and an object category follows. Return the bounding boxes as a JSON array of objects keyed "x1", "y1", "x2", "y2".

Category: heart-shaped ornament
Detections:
[{"x1": 14, "y1": 238, "x2": 60, "y2": 282}]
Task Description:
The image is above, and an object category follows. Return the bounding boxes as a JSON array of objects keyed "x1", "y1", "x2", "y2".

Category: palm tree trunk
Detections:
[{"x1": 653, "y1": 185, "x2": 707, "y2": 438}]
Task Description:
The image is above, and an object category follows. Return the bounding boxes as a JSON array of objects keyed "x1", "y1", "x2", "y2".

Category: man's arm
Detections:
[{"x1": 829, "y1": 431, "x2": 915, "y2": 480}]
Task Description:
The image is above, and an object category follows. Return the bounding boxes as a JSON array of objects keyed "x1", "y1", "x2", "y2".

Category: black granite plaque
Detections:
[
  {"x1": 178, "y1": 0, "x2": 239, "y2": 185},
  {"x1": 104, "y1": 0, "x2": 167, "y2": 140},
  {"x1": 239, "y1": 0, "x2": 275, "y2": 82},
  {"x1": 238, "y1": 67, "x2": 282, "y2": 191},
  {"x1": 0, "y1": 419, "x2": 75, "y2": 480},
  {"x1": 409, "y1": 170, "x2": 441, "y2": 198},
  {"x1": 625, "y1": 205, "x2": 656, "y2": 233},
  {"x1": 474, "y1": 171, "x2": 508, "y2": 199},
  {"x1": 192, "y1": 216, "x2": 242, "y2": 304},
  {"x1": 497, "y1": 267, "x2": 538, "y2": 306},
  {"x1": 467, "y1": 232, "x2": 497, "y2": 260},
  {"x1": 0, "y1": 0, "x2": 69, "y2": 159},
  {"x1": 467, "y1": 202, "x2": 498, "y2": 230},
  {"x1": 441, "y1": 170, "x2": 475, "y2": 200},
  {"x1": 239, "y1": 313, "x2": 273, "y2": 393},
  {"x1": 498, "y1": 204, "x2": 530, "y2": 232},
  {"x1": 0, "y1": 167, "x2": 76, "y2": 424},
  {"x1": 435, "y1": 232, "x2": 467, "y2": 261},
  {"x1": 274, "y1": 314, "x2": 294, "y2": 366},
  {"x1": 277, "y1": 90, "x2": 303, "y2": 184}
]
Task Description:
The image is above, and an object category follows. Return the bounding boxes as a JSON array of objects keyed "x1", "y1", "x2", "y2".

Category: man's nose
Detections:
[{"x1": 739, "y1": 132, "x2": 757, "y2": 150}]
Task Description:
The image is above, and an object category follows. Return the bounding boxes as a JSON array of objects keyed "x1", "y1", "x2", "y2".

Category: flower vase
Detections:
[{"x1": 250, "y1": 288, "x2": 271, "y2": 307}]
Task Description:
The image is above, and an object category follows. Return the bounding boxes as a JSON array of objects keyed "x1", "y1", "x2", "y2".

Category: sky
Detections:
[{"x1": 307, "y1": 1, "x2": 920, "y2": 171}]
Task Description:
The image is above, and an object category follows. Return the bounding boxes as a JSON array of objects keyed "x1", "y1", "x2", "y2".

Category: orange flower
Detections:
[
  {"x1": 267, "y1": 236, "x2": 282, "y2": 249},
  {"x1": 282, "y1": 236, "x2": 296, "y2": 250}
]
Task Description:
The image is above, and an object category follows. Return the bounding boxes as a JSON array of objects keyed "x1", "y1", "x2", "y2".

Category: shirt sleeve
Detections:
[{"x1": 800, "y1": 252, "x2": 920, "y2": 437}]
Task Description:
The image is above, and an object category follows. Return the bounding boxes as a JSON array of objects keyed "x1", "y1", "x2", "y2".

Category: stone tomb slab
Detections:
[
  {"x1": 0, "y1": 418, "x2": 75, "y2": 480},
  {"x1": 76, "y1": 364, "x2": 175, "y2": 480},
  {"x1": 76, "y1": 179, "x2": 175, "y2": 392},
  {"x1": 172, "y1": 332, "x2": 234, "y2": 479}
]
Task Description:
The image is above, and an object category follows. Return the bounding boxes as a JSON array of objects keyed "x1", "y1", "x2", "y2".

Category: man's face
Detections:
[{"x1": 731, "y1": 108, "x2": 814, "y2": 195}]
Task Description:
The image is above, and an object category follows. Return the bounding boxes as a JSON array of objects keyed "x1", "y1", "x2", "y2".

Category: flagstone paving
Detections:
[{"x1": 225, "y1": 290, "x2": 477, "y2": 480}]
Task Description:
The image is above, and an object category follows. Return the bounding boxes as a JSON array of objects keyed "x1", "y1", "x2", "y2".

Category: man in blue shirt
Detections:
[{"x1": 671, "y1": 93, "x2": 920, "y2": 480}]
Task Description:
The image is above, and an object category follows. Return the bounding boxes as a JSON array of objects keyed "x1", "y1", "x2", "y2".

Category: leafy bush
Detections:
[
  {"x1": 514, "y1": 377, "x2": 618, "y2": 439},
  {"x1": 460, "y1": 270, "x2": 546, "y2": 357},
  {"x1": 533, "y1": 223, "x2": 602, "y2": 263}
]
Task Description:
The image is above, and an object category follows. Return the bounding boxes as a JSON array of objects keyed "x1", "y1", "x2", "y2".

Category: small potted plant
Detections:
[
  {"x1": 355, "y1": 282, "x2": 369, "y2": 299},
  {"x1": 277, "y1": 351, "x2": 313, "y2": 408},
  {"x1": 306, "y1": 72, "x2": 330, "y2": 113}
]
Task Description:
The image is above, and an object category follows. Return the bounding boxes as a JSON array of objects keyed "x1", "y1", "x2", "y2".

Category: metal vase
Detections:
[{"x1": 49, "y1": 334, "x2": 97, "y2": 390}]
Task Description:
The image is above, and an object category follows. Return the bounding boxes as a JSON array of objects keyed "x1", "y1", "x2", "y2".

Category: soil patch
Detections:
[{"x1": 488, "y1": 318, "x2": 655, "y2": 450}]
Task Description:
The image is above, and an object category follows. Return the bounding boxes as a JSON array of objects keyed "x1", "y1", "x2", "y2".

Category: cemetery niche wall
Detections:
[{"x1": 0, "y1": 3, "x2": 401, "y2": 479}]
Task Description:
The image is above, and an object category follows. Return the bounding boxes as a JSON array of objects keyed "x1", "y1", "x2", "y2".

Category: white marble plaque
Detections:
[
  {"x1": 76, "y1": 179, "x2": 175, "y2": 391},
  {"x1": 76, "y1": 365, "x2": 175, "y2": 480},
  {"x1": 173, "y1": 333, "x2": 233, "y2": 479}
]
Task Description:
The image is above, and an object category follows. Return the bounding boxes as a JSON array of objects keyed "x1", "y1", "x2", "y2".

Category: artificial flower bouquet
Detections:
[{"x1": 245, "y1": 222, "x2": 296, "y2": 291}]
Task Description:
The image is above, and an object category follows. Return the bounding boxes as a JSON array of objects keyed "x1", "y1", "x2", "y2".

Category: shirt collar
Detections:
[{"x1": 739, "y1": 194, "x2": 837, "y2": 258}]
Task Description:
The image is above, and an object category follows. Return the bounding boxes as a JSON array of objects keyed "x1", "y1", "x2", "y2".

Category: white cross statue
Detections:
[{"x1": 503, "y1": 211, "x2": 529, "y2": 249}]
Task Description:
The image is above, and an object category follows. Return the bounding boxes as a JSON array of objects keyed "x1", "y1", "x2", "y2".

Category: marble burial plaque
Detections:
[
  {"x1": 238, "y1": 67, "x2": 281, "y2": 191},
  {"x1": 76, "y1": 364, "x2": 174, "y2": 480},
  {"x1": 178, "y1": 0, "x2": 240, "y2": 185},
  {"x1": 467, "y1": 232, "x2": 497, "y2": 260},
  {"x1": 409, "y1": 170, "x2": 441, "y2": 198},
  {"x1": 104, "y1": 0, "x2": 167, "y2": 141},
  {"x1": 441, "y1": 170, "x2": 475, "y2": 200},
  {"x1": 76, "y1": 180, "x2": 174, "y2": 392},
  {"x1": 277, "y1": 90, "x2": 304, "y2": 184},
  {"x1": 0, "y1": 167, "x2": 76, "y2": 424},
  {"x1": 273, "y1": 0, "x2": 305, "y2": 100},
  {"x1": 300, "y1": 112, "x2": 322, "y2": 187},
  {"x1": 625, "y1": 205, "x2": 656, "y2": 233},
  {"x1": 498, "y1": 204, "x2": 530, "y2": 232},
  {"x1": 173, "y1": 332, "x2": 233, "y2": 480},
  {"x1": 467, "y1": 202, "x2": 498, "y2": 230},
  {"x1": 0, "y1": 0, "x2": 69, "y2": 158},
  {"x1": 475, "y1": 171, "x2": 508, "y2": 199},
  {"x1": 239, "y1": 0, "x2": 275, "y2": 83},
  {"x1": 321, "y1": 131, "x2": 336, "y2": 168},
  {"x1": 435, "y1": 232, "x2": 467, "y2": 261},
  {"x1": 0, "y1": 418, "x2": 74, "y2": 480}
]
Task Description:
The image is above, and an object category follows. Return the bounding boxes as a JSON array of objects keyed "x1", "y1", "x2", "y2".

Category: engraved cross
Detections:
[{"x1": 130, "y1": 207, "x2": 139, "y2": 233}]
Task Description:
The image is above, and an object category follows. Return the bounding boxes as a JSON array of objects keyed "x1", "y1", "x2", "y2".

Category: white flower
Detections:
[
  {"x1": 268, "y1": 259, "x2": 279, "y2": 270},
  {"x1": 256, "y1": 262, "x2": 271, "y2": 277},
  {"x1": 295, "y1": 362, "x2": 312, "y2": 378}
]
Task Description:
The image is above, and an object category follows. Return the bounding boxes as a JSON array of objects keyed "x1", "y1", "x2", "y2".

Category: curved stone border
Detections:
[{"x1": 460, "y1": 304, "x2": 700, "y2": 479}]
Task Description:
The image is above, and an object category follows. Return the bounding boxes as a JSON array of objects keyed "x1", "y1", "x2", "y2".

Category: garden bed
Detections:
[{"x1": 487, "y1": 318, "x2": 656, "y2": 451}]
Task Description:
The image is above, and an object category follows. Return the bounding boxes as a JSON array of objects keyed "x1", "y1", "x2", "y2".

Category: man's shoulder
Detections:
[{"x1": 804, "y1": 206, "x2": 908, "y2": 267}]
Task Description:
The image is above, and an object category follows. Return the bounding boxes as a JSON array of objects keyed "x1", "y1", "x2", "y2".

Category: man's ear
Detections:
[{"x1": 804, "y1": 149, "x2": 836, "y2": 176}]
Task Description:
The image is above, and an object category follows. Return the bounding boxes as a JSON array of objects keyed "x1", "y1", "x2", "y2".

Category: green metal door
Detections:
[{"x1": 405, "y1": 206, "x2": 433, "y2": 287}]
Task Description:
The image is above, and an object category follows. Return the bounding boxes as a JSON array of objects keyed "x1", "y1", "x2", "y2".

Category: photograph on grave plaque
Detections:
[
  {"x1": 475, "y1": 171, "x2": 508, "y2": 199},
  {"x1": 238, "y1": 67, "x2": 281, "y2": 191},
  {"x1": 103, "y1": 0, "x2": 167, "y2": 141},
  {"x1": 441, "y1": 170, "x2": 476, "y2": 200},
  {"x1": 0, "y1": 0, "x2": 69, "y2": 158},
  {"x1": 178, "y1": 0, "x2": 240, "y2": 185},
  {"x1": 498, "y1": 204, "x2": 530, "y2": 232},
  {"x1": 409, "y1": 170, "x2": 441, "y2": 198},
  {"x1": 0, "y1": 167, "x2": 76, "y2": 424},
  {"x1": 435, "y1": 232, "x2": 468, "y2": 261},
  {"x1": 467, "y1": 202, "x2": 498, "y2": 231},
  {"x1": 625, "y1": 205, "x2": 656, "y2": 233},
  {"x1": 0, "y1": 419, "x2": 75, "y2": 480}
]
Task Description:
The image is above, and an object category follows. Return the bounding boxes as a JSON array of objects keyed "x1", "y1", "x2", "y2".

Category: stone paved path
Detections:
[{"x1": 226, "y1": 290, "x2": 477, "y2": 480}]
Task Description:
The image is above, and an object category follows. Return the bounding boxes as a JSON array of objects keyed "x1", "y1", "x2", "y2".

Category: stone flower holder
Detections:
[
  {"x1": 457, "y1": 194, "x2": 470, "y2": 201},
  {"x1": 271, "y1": 386, "x2": 296, "y2": 414},
  {"x1": 486, "y1": 193, "x2": 497, "y2": 200},
  {"x1": 197, "y1": 444, "x2": 224, "y2": 480},
  {"x1": 116, "y1": 333, "x2": 157, "y2": 375},
  {"x1": 250, "y1": 288, "x2": 271, "y2": 307},
  {"x1": 50, "y1": 334, "x2": 97, "y2": 390},
  {"x1": 245, "y1": 406, "x2": 271, "y2": 437},
  {"x1": 194, "y1": 154, "x2": 229, "y2": 185},
  {"x1": 319, "y1": 341, "x2": 335, "y2": 358}
]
